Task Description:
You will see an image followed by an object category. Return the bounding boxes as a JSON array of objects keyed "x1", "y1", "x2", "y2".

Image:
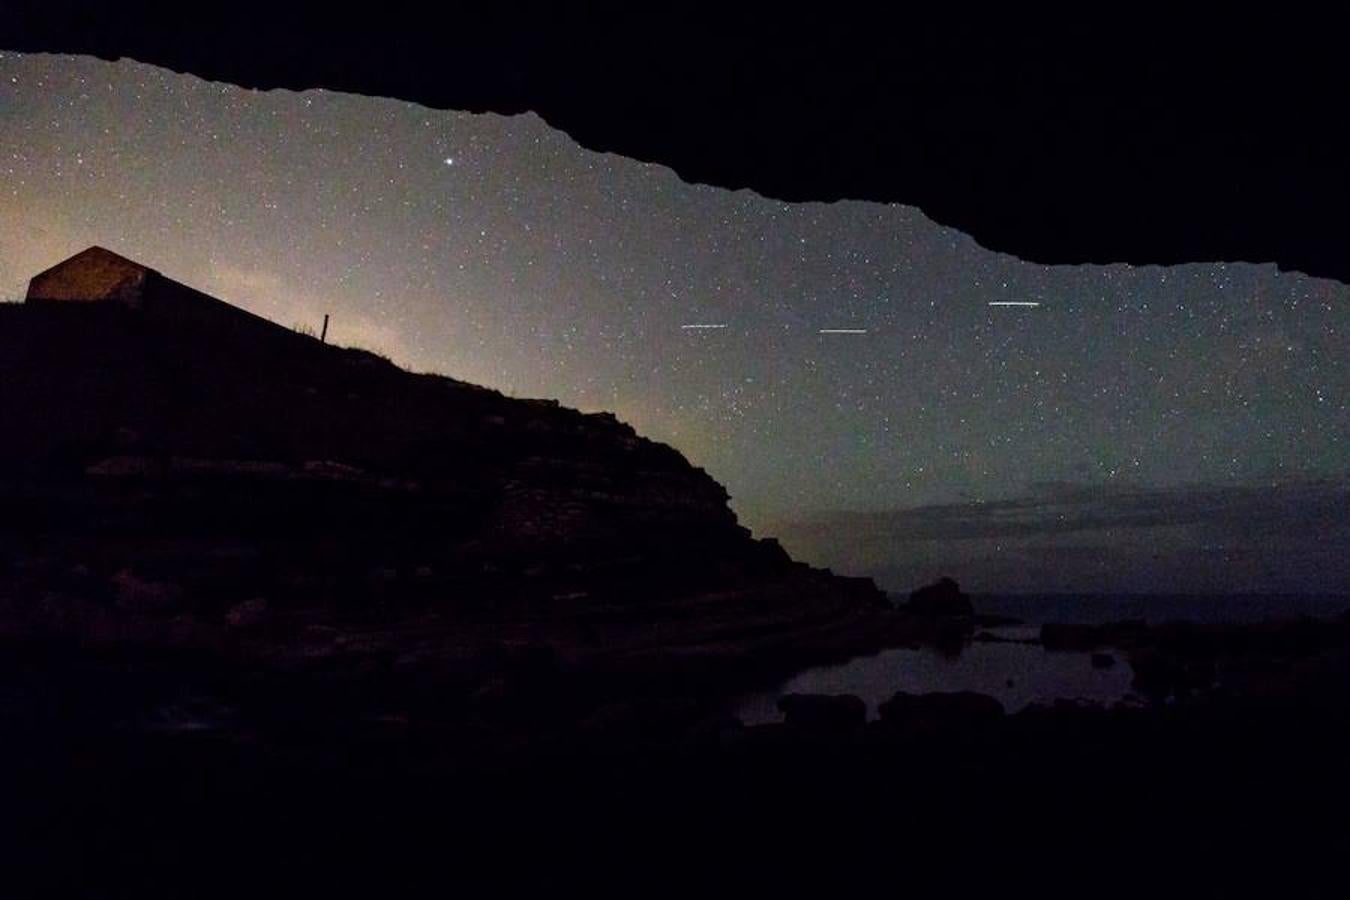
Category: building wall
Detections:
[
  {"x1": 26, "y1": 250, "x2": 151, "y2": 306},
  {"x1": 25, "y1": 249, "x2": 300, "y2": 347}
]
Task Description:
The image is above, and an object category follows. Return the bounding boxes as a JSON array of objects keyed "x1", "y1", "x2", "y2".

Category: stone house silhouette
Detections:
[{"x1": 26, "y1": 246, "x2": 297, "y2": 340}]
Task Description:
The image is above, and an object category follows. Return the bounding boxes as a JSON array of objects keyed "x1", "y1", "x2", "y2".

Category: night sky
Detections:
[{"x1": 2, "y1": 52, "x2": 1346, "y2": 593}]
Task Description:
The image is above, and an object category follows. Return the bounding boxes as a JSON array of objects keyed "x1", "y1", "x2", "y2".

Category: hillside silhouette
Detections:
[{"x1": 0, "y1": 288, "x2": 896, "y2": 692}]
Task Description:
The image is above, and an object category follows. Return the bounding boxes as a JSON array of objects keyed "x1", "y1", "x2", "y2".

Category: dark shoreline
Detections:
[{"x1": 6, "y1": 611, "x2": 1350, "y2": 896}]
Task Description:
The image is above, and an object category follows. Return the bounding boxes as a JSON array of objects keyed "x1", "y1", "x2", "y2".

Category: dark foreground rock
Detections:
[
  {"x1": 876, "y1": 690, "x2": 1005, "y2": 734},
  {"x1": 1041, "y1": 619, "x2": 1149, "y2": 651},
  {"x1": 6, "y1": 634, "x2": 1350, "y2": 897},
  {"x1": 777, "y1": 692, "x2": 866, "y2": 734}
]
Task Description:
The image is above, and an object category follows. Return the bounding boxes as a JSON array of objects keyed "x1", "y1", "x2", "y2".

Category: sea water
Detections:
[{"x1": 734, "y1": 593, "x2": 1349, "y2": 724}]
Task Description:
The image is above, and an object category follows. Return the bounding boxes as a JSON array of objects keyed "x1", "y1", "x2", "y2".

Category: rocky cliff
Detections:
[{"x1": 0, "y1": 301, "x2": 894, "y2": 692}]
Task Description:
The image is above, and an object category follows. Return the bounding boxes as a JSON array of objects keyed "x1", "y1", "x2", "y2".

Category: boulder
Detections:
[
  {"x1": 906, "y1": 577, "x2": 973, "y2": 617},
  {"x1": 934, "y1": 616, "x2": 972, "y2": 653}
]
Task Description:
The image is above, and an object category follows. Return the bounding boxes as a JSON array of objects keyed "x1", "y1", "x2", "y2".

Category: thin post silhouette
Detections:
[{"x1": 320, "y1": 314, "x2": 329, "y2": 343}]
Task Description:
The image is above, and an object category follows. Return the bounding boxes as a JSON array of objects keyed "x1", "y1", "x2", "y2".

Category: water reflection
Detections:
[{"x1": 735, "y1": 640, "x2": 1136, "y2": 725}]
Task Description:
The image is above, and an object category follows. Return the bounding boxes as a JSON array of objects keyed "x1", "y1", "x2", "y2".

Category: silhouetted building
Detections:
[{"x1": 26, "y1": 245, "x2": 292, "y2": 340}]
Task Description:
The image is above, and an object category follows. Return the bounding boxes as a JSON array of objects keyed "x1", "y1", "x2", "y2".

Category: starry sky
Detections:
[{"x1": 2, "y1": 51, "x2": 1346, "y2": 593}]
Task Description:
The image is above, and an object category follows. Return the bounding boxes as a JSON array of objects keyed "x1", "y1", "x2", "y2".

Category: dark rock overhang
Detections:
[{"x1": 3, "y1": 7, "x2": 1346, "y2": 283}]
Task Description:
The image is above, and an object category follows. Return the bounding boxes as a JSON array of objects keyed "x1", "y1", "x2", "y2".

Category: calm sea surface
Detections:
[
  {"x1": 735, "y1": 639, "x2": 1136, "y2": 724},
  {"x1": 968, "y1": 592, "x2": 1350, "y2": 625}
]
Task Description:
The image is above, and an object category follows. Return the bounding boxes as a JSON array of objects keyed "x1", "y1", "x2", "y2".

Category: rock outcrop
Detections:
[
  {"x1": 777, "y1": 692, "x2": 867, "y2": 735},
  {"x1": 905, "y1": 577, "x2": 974, "y2": 617},
  {"x1": 0, "y1": 301, "x2": 893, "y2": 691}
]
